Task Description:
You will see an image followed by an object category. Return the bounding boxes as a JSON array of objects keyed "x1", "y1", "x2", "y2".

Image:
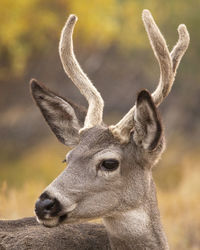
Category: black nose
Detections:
[{"x1": 35, "y1": 192, "x2": 61, "y2": 220}]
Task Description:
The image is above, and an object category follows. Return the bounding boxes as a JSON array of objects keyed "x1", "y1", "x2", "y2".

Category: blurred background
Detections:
[{"x1": 0, "y1": 0, "x2": 199, "y2": 249}]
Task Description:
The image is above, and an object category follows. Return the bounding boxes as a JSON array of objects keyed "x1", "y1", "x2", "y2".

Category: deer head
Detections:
[{"x1": 32, "y1": 10, "x2": 189, "y2": 227}]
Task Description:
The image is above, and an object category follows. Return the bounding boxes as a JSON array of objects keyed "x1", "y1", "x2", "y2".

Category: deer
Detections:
[{"x1": 0, "y1": 9, "x2": 189, "y2": 250}]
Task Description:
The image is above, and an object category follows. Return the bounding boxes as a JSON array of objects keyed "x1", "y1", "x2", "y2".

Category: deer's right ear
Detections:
[{"x1": 30, "y1": 79, "x2": 86, "y2": 147}]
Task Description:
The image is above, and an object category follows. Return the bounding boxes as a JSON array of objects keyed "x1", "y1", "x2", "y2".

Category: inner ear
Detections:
[
  {"x1": 30, "y1": 79, "x2": 86, "y2": 147},
  {"x1": 133, "y1": 90, "x2": 163, "y2": 151}
]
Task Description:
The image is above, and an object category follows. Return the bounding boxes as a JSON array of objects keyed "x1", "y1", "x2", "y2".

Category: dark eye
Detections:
[{"x1": 100, "y1": 159, "x2": 119, "y2": 171}]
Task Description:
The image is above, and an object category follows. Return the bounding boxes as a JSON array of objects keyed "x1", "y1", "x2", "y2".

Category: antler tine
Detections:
[
  {"x1": 59, "y1": 15, "x2": 104, "y2": 130},
  {"x1": 170, "y1": 24, "x2": 190, "y2": 73},
  {"x1": 143, "y1": 9, "x2": 173, "y2": 106},
  {"x1": 109, "y1": 9, "x2": 173, "y2": 141},
  {"x1": 109, "y1": 9, "x2": 189, "y2": 143}
]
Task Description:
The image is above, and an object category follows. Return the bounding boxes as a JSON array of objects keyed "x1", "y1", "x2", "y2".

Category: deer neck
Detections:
[{"x1": 103, "y1": 181, "x2": 169, "y2": 250}]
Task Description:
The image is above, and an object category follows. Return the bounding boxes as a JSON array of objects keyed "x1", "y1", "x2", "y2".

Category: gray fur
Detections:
[
  {"x1": 0, "y1": 121, "x2": 167, "y2": 249},
  {"x1": 0, "y1": 217, "x2": 110, "y2": 250},
  {"x1": 31, "y1": 87, "x2": 167, "y2": 249}
]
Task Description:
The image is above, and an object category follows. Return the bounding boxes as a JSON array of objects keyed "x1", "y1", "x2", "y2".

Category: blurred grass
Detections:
[
  {"x1": 0, "y1": 138, "x2": 67, "y2": 188},
  {"x1": 157, "y1": 146, "x2": 200, "y2": 250},
  {"x1": 0, "y1": 139, "x2": 199, "y2": 249}
]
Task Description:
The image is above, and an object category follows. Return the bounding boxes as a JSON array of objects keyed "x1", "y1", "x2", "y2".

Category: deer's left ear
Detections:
[{"x1": 133, "y1": 90, "x2": 163, "y2": 151}]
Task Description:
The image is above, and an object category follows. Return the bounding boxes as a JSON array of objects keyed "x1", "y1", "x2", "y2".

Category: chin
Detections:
[{"x1": 36, "y1": 214, "x2": 68, "y2": 228}]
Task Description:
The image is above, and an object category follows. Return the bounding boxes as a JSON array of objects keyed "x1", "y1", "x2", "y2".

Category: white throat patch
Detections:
[{"x1": 103, "y1": 208, "x2": 150, "y2": 238}]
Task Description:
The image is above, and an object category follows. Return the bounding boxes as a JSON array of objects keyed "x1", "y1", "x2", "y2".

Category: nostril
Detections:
[
  {"x1": 39, "y1": 191, "x2": 51, "y2": 200},
  {"x1": 42, "y1": 199, "x2": 55, "y2": 211}
]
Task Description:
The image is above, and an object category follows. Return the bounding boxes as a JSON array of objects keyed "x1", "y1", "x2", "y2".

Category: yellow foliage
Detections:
[
  {"x1": 1, "y1": 0, "x2": 198, "y2": 79},
  {"x1": 0, "y1": 0, "x2": 63, "y2": 78},
  {"x1": 68, "y1": 0, "x2": 119, "y2": 48}
]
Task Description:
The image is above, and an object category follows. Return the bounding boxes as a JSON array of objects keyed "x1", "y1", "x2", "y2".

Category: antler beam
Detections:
[
  {"x1": 110, "y1": 9, "x2": 190, "y2": 143},
  {"x1": 59, "y1": 15, "x2": 104, "y2": 131}
]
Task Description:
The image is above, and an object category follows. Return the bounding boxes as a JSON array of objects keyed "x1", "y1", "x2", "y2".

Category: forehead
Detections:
[
  {"x1": 80, "y1": 126, "x2": 119, "y2": 148},
  {"x1": 67, "y1": 126, "x2": 122, "y2": 160}
]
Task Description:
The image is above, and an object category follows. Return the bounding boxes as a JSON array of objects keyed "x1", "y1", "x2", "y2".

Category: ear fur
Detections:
[
  {"x1": 133, "y1": 90, "x2": 163, "y2": 151},
  {"x1": 30, "y1": 79, "x2": 86, "y2": 147}
]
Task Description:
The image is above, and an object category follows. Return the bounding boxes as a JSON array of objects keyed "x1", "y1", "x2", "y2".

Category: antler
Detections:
[
  {"x1": 109, "y1": 9, "x2": 190, "y2": 143},
  {"x1": 59, "y1": 15, "x2": 104, "y2": 131}
]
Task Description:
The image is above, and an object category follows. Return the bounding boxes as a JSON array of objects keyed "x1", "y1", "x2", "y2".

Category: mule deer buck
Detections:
[{"x1": 0, "y1": 9, "x2": 189, "y2": 250}]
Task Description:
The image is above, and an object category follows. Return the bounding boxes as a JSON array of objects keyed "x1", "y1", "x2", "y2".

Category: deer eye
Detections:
[{"x1": 100, "y1": 159, "x2": 119, "y2": 171}]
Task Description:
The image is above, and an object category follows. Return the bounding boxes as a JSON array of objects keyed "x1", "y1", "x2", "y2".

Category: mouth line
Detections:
[
  {"x1": 38, "y1": 213, "x2": 68, "y2": 225},
  {"x1": 59, "y1": 213, "x2": 68, "y2": 223}
]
